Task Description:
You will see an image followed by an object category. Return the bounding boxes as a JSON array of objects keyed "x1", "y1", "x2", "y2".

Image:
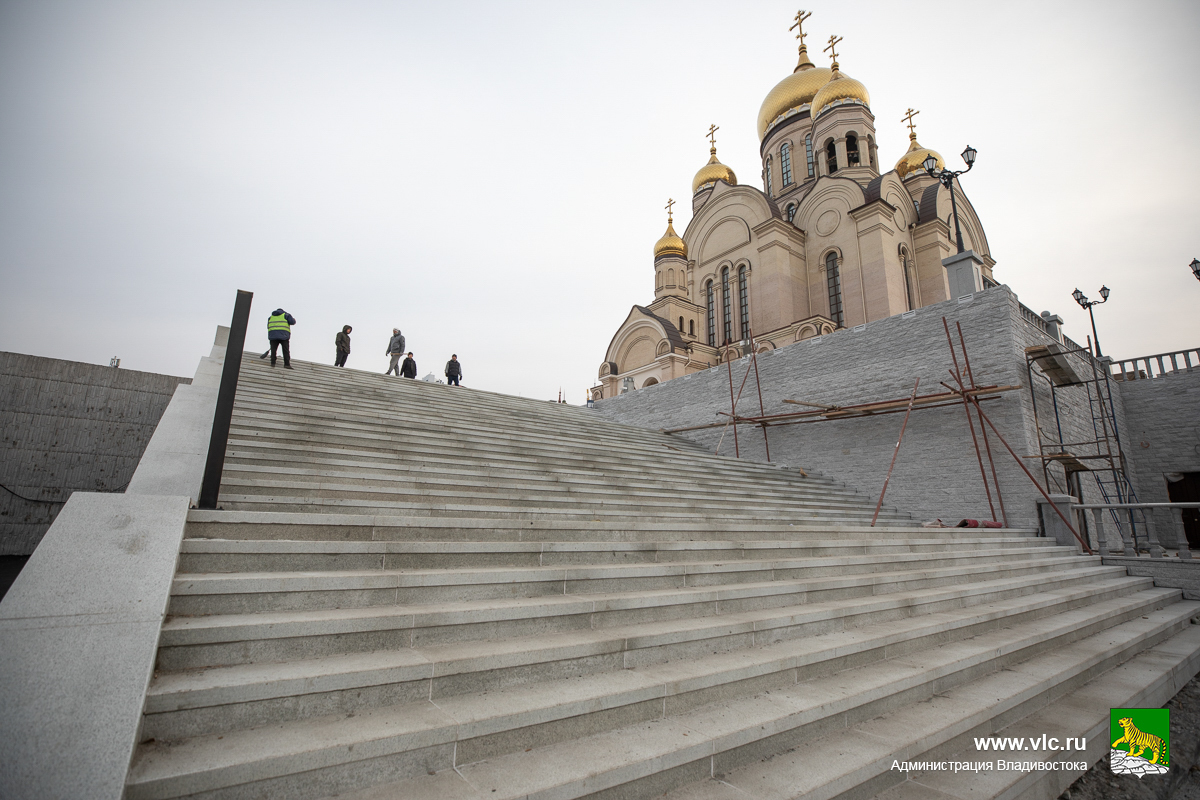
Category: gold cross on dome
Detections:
[
  {"x1": 902, "y1": 108, "x2": 920, "y2": 137},
  {"x1": 824, "y1": 34, "x2": 842, "y2": 65},
  {"x1": 790, "y1": 10, "x2": 811, "y2": 46},
  {"x1": 707, "y1": 124, "x2": 719, "y2": 148},
  {"x1": 665, "y1": 198, "x2": 675, "y2": 221}
]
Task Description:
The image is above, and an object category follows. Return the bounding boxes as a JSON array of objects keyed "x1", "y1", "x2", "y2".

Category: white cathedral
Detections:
[{"x1": 596, "y1": 13, "x2": 995, "y2": 399}]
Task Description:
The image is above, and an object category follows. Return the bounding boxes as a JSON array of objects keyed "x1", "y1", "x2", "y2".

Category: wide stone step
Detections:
[
  {"x1": 124, "y1": 592, "x2": 1191, "y2": 800},
  {"x1": 661, "y1": 610, "x2": 1200, "y2": 800},
  {"x1": 141, "y1": 575, "x2": 1153, "y2": 742},
  {"x1": 156, "y1": 560, "x2": 1123, "y2": 670},
  {"x1": 166, "y1": 545, "x2": 1080, "y2": 616},
  {"x1": 177, "y1": 535, "x2": 1057, "y2": 573}
]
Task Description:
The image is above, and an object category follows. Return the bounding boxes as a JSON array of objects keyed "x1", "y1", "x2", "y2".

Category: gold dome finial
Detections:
[
  {"x1": 894, "y1": 109, "x2": 944, "y2": 179},
  {"x1": 790, "y1": 10, "x2": 815, "y2": 72},
  {"x1": 654, "y1": 198, "x2": 687, "y2": 259},
  {"x1": 692, "y1": 125, "x2": 738, "y2": 193},
  {"x1": 824, "y1": 34, "x2": 842, "y2": 72}
]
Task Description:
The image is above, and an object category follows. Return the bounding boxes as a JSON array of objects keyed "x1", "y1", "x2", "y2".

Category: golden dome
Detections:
[
  {"x1": 894, "y1": 134, "x2": 944, "y2": 179},
  {"x1": 654, "y1": 219, "x2": 687, "y2": 259},
  {"x1": 692, "y1": 147, "x2": 738, "y2": 194},
  {"x1": 756, "y1": 47, "x2": 833, "y2": 139},
  {"x1": 811, "y1": 66, "x2": 870, "y2": 120}
]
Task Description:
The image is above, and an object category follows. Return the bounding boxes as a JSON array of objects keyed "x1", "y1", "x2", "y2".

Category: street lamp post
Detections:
[
  {"x1": 924, "y1": 145, "x2": 977, "y2": 254},
  {"x1": 1071, "y1": 285, "x2": 1110, "y2": 357},
  {"x1": 1190, "y1": 258, "x2": 1199, "y2": 282}
]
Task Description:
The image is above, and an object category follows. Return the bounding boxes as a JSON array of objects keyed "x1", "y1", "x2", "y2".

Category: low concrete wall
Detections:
[
  {"x1": 595, "y1": 287, "x2": 1141, "y2": 534},
  {"x1": 0, "y1": 352, "x2": 190, "y2": 555}
]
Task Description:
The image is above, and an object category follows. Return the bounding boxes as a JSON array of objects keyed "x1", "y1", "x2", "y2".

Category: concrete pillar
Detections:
[
  {"x1": 834, "y1": 138, "x2": 848, "y2": 174},
  {"x1": 942, "y1": 250, "x2": 984, "y2": 300},
  {"x1": 1038, "y1": 493, "x2": 1080, "y2": 551},
  {"x1": 1173, "y1": 508, "x2": 1193, "y2": 560},
  {"x1": 1039, "y1": 312, "x2": 1064, "y2": 342}
]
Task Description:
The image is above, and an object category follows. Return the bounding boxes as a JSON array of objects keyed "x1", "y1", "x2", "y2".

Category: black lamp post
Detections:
[
  {"x1": 1071, "y1": 285, "x2": 1110, "y2": 357},
  {"x1": 1190, "y1": 258, "x2": 1199, "y2": 282},
  {"x1": 924, "y1": 145, "x2": 977, "y2": 254}
]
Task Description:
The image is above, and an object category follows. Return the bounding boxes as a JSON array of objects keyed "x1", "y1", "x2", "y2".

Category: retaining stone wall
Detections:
[
  {"x1": 1118, "y1": 367, "x2": 1200, "y2": 547},
  {"x1": 0, "y1": 352, "x2": 190, "y2": 555},
  {"x1": 596, "y1": 286, "x2": 1144, "y2": 533}
]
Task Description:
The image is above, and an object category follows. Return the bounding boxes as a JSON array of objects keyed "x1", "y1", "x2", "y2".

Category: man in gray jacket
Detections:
[{"x1": 385, "y1": 329, "x2": 406, "y2": 376}]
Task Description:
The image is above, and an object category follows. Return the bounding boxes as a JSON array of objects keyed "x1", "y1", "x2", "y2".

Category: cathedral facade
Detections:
[{"x1": 596, "y1": 14, "x2": 995, "y2": 399}]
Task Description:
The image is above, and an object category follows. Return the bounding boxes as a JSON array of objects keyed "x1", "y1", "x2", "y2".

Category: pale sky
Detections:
[{"x1": 1, "y1": 0, "x2": 1197, "y2": 400}]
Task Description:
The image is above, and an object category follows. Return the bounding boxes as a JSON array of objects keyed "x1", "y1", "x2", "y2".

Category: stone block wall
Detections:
[
  {"x1": 1119, "y1": 367, "x2": 1200, "y2": 547},
  {"x1": 595, "y1": 286, "x2": 1145, "y2": 535},
  {"x1": 0, "y1": 353, "x2": 190, "y2": 555}
]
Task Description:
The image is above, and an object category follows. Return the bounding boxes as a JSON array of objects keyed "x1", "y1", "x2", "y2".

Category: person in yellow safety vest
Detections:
[{"x1": 266, "y1": 308, "x2": 296, "y2": 369}]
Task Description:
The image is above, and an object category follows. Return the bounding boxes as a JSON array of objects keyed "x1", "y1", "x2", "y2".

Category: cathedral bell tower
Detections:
[
  {"x1": 653, "y1": 199, "x2": 688, "y2": 300},
  {"x1": 809, "y1": 36, "x2": 878, "y2": 181}
]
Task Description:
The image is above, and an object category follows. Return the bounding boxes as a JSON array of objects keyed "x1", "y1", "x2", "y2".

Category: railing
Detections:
[
  {"x1": 1018, "y1": 301, "x2": 1051, "y2": 336},
  {"x1": 1074, "y1": 502, "x2": 1200, "y2": 559},
  {"x1": 1108, "y1": 347, "x2": 1200, "y2": 381}
]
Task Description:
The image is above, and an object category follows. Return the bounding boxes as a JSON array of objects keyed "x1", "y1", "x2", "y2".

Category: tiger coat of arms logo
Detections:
[{"x1": 1110, "y1": 708, "x2": 1170, "y2": 777}]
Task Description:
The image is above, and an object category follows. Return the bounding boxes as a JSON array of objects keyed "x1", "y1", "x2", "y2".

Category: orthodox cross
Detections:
[
  {"x1": 707, "y1": 124, "x2": 719, "y2": 148},
  {"x1": 902, "y1": 108, "x2": 920, "y2": 137},
  {"x1": 824, "y1": 34, "x2": 842, "y2": 67},
  {"x1": 790, "y1": 10, "x2": 811, "y2": 46},
  {"x1": 665, "y1": 198, "x2": 675, "y2": 222}
]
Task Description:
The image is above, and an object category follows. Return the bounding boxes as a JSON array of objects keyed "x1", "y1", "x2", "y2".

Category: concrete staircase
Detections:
[{"x1": 125, "y1": 357, "x2": 1200, "y2": 800}]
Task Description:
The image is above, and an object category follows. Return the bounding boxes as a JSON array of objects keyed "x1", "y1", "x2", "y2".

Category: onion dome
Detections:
[
  {"x1": 756, "y1": 44, "x2": 833, "y2": 139},
  {"x1": 810, "y1": 54, "x2": 869, "y2": 120},
  {"x1": 894, "y1": 134, "x2": 944, "y2": 179},
  {"x1": 692, "y1": 145, "x2": 738, "y2": 194},
  {"x1": 654, "y1": 206, "x2": 687, "y2": 259}
]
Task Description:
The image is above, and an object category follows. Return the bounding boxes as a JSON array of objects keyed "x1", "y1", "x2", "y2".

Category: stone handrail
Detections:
[
  {"x1": 1109, "y1": 347, "x2": 1200, "y2": 381},
  {"x1": 1073, "y1": 502, "x2": 1200, "y2": 561}
]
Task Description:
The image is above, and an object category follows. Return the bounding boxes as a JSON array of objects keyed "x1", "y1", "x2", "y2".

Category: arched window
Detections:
[
  {"x1": 764, "y1": 156, "x2": 773, "y2": 196},
  {"x1": 786, "y1": 203, "x2": 797, "y2": 222},
  {"x1": 826, "y1": 251, "x2": 844, "y2": 327},
  {"x1": 656, "y1": 270, "x2": 662, "y2": 291},
  {"x1": 667, "y1": 268, "x2": 674, "y2": 287},
  {"x1": 706, "y1": 280, "x2": 715, "y2": 346},
  {"x1": 805, "y1": 133, "x2": 814, "y2": 177},
  {"x1": 678, "y1": 316, "x2": 684, "y2": 332},
  {"x1": 721, "y1": 266, "x2": 732, "y2": 345},
  {"x1": 846, "y1": 134, "x2": 860, "y2": 166},
  {"x1": 900, "y1": 247, "x2": 916, "y2": 311},
  {"x1": 780, "y1": 142, "x2": 793, "y2": 186},
  {"x1": 738, "y1": 266, "x2": 750, "y2": 340},
  {"x1": 826, "y1": 139, "x2": 838, "y2": 174},
  {"x1": 689, "y1": 319, "x2": 695, "y2": 336}
]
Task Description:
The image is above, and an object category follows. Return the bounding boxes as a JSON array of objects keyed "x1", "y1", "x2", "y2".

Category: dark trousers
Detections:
[
  {"x1": 447, "y1": 374, "x2": 460, "y2": 386},
  {"x1": 335, "y1": 350, "x2": 348, "y2": 367},
  {"x1": 270, "y1": 339, "x2": 291, "y2": 366}
]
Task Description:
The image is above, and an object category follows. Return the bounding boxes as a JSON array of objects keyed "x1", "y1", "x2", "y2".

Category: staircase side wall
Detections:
[
  {"x1": 596, "y1": 287, "x2": 1092, "y2": 532},
  {"x1": 1117, "y1": 368, "x2": 1200, "y2": 548},
  {"x1": 0, "y1": 352, "x2": 190, "y2": 556}
]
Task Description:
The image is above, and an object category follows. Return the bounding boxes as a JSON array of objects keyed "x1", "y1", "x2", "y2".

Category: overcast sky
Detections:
[{"x1": 1, "y1": 0, "x2": 1197, "y2": 400}]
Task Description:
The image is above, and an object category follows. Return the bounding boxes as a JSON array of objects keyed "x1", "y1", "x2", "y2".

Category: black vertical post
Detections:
[{"x1": 198, "y1": 290, "x2": 253, "y2": 509}]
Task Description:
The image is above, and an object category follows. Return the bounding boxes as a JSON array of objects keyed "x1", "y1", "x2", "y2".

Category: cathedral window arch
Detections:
[
  {"x1": 721, "y1": 266, "x2": 732, "y2": 345},
  {"x1": 899, "y1": 245, "x2": 916, "y2": 311},
  {"x1": 656, "y1": 270, "x2": 662, "y2": 291},
  {"x1": 824, "y1": 250, "x2": 845, "y2": 328},
  {"x1": 764, "y1": 156, "x2": 773, "y2": 196},
  {"x1": 780, "y1": 142, "x2": 793, "y2": 186},
  {"x1": 786, "y1": 203, "x2": 797, "y2": 223},
  {"x1": 825, "y1": 139, "x2": 838, "y2": 174},
  {"x1": 846, "y1": 133, "x2": 860, "y2": 166},
  {"x1": 805, "y1": 133, "x2": 814, "y2": 177},
  {"x1": 678, "y1": 316, "x2": 684, "y2": 332},
  {"x1": 705, "y1": 280, "x2": 715, "y2": 346},
  {"x1": 738, "y1": 265, "x2": 750, "y2": 341},
  {"x1": 689, "y1": 319, "x2": 695, "y2": 336},
  {"x1": 667, "y1": 267, "x2": 675, "y2": 287}
]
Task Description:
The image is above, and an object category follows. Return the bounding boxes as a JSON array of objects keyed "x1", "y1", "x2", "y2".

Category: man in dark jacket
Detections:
[
  {"x1": 335, "y1": 325, "x2": 352, "y2": 367},
  {"x1": 400, "y1": 352, "x2": 417, "y2": 378},
  {"x1": 445, "y1": 354, "x2": 462, "y2": 386},
  {"x1": 267, "y1": 309, "x2": 296, "y2": 369},
  {"x1": 385, "y1": 329, "x2": 406, "y2": 376}
]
